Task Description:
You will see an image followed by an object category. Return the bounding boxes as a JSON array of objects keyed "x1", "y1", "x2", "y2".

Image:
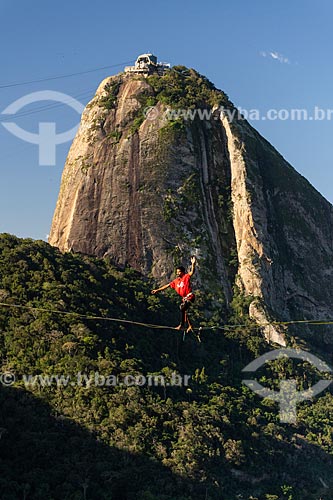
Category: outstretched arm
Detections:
[
  {"x1": 151, "y1": 283, "x2": 170, "y2": 294},
  {"x1": 188, "y1": 256, "x2": 196, "y2": 276}
]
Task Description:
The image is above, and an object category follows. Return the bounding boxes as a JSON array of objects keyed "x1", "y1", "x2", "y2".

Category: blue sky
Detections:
[{"x1": 1, "y1": 0, "x2": 333, "y2": 240}]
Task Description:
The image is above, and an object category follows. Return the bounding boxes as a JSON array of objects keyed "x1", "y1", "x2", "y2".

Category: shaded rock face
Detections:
[{"x1": 49, "y1": 71, "x2": 333, "y2": 345}]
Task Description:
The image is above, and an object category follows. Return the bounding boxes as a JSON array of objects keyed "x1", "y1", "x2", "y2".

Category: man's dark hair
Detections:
[{"x1": 176, "y1": 266, "x2": 186, "y2": 273}]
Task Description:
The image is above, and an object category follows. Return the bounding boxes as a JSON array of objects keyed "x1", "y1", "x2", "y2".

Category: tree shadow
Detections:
[
  {"x1": 1, "y1": 384, "x2": 333, "y2": 500},
  {"x1": 0, "y1": 386, "x2": 199, "y2": 500}
]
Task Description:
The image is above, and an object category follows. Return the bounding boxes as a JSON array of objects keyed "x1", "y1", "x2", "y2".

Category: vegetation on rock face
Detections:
[
  {"x1": 99, "y1": 79, "x2": 122, "y2": 110},
  {"x1": 0, "y1": 234, "x2": 333, "y2": 499},
  {"x1": 147, "y1": 66, "x2": 231, "y2": 109},
  {"x1": 99, "y1": 66, "x2": 232, "y2": 133}
]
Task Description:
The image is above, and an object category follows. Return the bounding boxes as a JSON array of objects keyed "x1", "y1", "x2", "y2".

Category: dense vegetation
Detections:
[
  {"x1": 0, "y1": 234, "x2": 333, "y2": 500},
  {"x1": 98, "y1": 66, "x2": 232, "y2": 137},
  {"x1": 147, "y1": 66, "x2": 231, "y2": 109}
]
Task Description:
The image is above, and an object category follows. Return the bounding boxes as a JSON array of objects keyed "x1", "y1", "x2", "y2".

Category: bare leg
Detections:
[
  {"x1": 185, "y1": 312, "x2": 193, "y2": 333},
  {"x1": 176, "y1": 300, "x2": 186, "y2": 330}
]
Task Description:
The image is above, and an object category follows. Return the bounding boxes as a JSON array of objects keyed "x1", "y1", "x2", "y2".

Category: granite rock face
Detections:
[{"x1": 49, "y1": 70, "x2": 333, "y2": 346}]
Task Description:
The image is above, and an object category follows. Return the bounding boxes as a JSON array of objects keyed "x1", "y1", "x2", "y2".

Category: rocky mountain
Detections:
[{"x1": 49, "y1": 65, "x2": 333, "y2": 347}]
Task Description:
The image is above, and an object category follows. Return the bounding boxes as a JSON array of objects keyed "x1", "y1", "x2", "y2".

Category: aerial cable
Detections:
[
  {"x1": 1, "y1": 301, "x2": 333, "y2": 332},
  {"x1": 0, "y1": 60, "x2": 135, "y2": 89},
  {"x1": 0, "y1": 302, "x2": 177, "y2": 330},
  {"x1": 0, "y1": 89, "x2": 95, "y2": 121}
]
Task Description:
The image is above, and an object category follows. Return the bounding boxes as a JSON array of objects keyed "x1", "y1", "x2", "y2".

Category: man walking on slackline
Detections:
[{"x1": 151, "y1": 256, "x2": 196, "y2": 331}]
